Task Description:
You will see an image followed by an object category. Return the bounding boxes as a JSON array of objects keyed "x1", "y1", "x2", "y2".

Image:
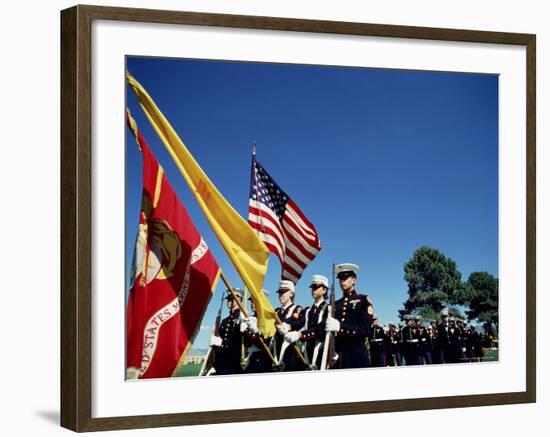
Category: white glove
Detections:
[
  {"x1": 277, "y1": 323, "x2": 290, "y2": 335},
  {"x1": 326, "y1": 316, "x2": 341, "y2": 333},
  {"x1": 210, "y1": 335, "x2": 222, "y2": 347},
  {"x1": 284, "y1": 331, "x2": 302, "y2": 343},
  {"x1": 237, "y1": 311, "x2": 246, "y2": 322},
  {"x1": 247, "y1": 317, "x2": 259, "y2": 334}
]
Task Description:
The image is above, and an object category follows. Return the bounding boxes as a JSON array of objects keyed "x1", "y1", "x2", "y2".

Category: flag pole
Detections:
[
  {"x1": 321, "y1": 263, "x2": 336, "y2": 370},
  {"x1": 126, "y1": 108, "x2": 142, "y2": 151},
  {"x1": 219, "y1": 270, "x2": 277, "y2": 365},
  {"x1": 200, "y1": 292, "x2": 225, "y2": 376},
  {"x1": 249, "y1": 143, "x2": 311, "y2": 369},
  {"x1": 241, "y1": 286, "x2": 248, "y2": 368}
]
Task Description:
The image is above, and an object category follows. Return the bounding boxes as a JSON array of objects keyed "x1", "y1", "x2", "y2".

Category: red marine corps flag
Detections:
[{"x1": 126, "y1": 110, "x2": 221, "y2": 379}]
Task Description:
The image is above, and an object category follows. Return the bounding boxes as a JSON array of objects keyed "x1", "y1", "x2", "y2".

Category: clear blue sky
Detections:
[{"x1": 125, "y1": 56, "x2": 498, "y2": 349}]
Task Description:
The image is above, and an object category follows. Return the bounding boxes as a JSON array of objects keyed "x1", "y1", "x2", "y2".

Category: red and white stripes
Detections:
[{"x1": 248, "y1": 198, "x2": 320, "y2": 283}]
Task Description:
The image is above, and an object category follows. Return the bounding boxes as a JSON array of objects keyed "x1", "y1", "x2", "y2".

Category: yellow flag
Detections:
[{"x1": 127, "y1": 73, "x2": 276, "y2": 337}]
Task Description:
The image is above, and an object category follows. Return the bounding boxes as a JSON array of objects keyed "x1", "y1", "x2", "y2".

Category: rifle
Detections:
[
  {"x1": 240, "y1": 286, "x2": 249, "y2": 370},
  {"x1": 220, "y1": 271, "x2": 278, "y2": 366},
  {"x1": 321, "y1": 263, "x2": 336, "y2": 370},
  {"x1": 200, "y1": 293, "x2": 224, "y2": 376}
]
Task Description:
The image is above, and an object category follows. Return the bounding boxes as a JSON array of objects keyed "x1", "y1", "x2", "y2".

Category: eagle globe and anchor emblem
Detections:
[{"x1": 130, "y1": 196, "x2": 183, "y2": 287}]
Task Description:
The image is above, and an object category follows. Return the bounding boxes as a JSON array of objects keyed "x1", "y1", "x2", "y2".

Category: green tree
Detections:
[
  {"x1": 463, "y1": 271, "x2": 499, "y2": 335},
  {"x1": 398, "y1": 246, "x2": 464, "y2": 321}
]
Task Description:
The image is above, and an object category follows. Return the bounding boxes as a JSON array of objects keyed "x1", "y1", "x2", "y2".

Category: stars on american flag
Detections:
[{"x1": 250, "y1": 161, "x2": 288, "y2": 219}]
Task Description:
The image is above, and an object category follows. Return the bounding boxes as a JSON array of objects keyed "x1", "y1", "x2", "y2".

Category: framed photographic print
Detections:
[{"x1": 60, "y1": 4, "x2": 536, "y2": 432}]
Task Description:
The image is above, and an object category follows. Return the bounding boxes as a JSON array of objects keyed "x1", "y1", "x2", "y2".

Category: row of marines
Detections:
[
  {"x1": 372, "y1": 312, "x2": 485, "y2": 367},
  {"x1": 205, "y1": 263, "x2": 486, "y2": 375}
]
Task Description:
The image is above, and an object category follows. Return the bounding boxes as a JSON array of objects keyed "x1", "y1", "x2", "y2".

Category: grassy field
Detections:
[
  {"x1": 172, "y1": 349, "x2": 499, "y2": 377},
  {"x1": 174, "y1": 363, "x2": 202, "y2": 377},
  {"x1": 482, "y1": 348, "x2": 499, "y2": 362}
]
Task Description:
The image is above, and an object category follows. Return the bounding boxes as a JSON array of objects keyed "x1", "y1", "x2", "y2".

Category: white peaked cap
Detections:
[
  {"x1": 225, "y1": 287, "x2": 243, "y2": 300},
  {"x1": 310, "y1": 275, "x2": 329, "y2": 288},
  {"x1": 278, "y1": 280, "x2": 295, "y2": 292},
  {"x1": 334, "y1": 263, "x2": 360, "y2": 276}
]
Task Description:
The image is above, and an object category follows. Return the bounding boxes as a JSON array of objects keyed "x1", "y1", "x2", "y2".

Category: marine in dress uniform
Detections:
[
  {"x1": 241, "y1": 291, "x2": 274, "y2": 373},
  {"x1": 470, "y1": 324, "x2": 483, "y2": 362},
  {"x1": 425, "y1": 324, "x2": 439, "y2": 364},
  {"x1": 386, "y1": 322, "x2": 403, "y2": 366},
  {"x1": 430, "y1": 319, "x2": 444, "y2": 364},
  {"x1": 457, "y1": 319, "x2": 474, "y2": 363},
  {"x1": 285, "y1": 275, "x2": 329, "y2": 369},
  {"x1": 210, "y1": 289, "x2": 244, "y2": 375},
  {"x1": 402, "y1": 315, "x2": 422, "y2": 365},
  {"x1": 462, "y1": 322, "x2": 476, "y2": 363},
  {"x1": 448, "y1": 317, "x2": 465, "y2": 363},
  {"x1": 325, "y1": 263, "x2": 373, "y2": 369},
  {"x1": 274, "y1": 280, "x2": 306, "y2": 371},
  {"x1": 437, "y1": 308, "x2": 452, "y2": 364},
  {"x1": 369, "y1": 315, "x2": 387, "y2": 367},
  {"x1": 417, "y1": 320, "x2": 433, "y2": 365}
]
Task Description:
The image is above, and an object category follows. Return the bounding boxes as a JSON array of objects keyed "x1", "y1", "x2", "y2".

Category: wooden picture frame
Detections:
[{"x1": 60, "y1": 4, "x2": 536, "y2": 432}]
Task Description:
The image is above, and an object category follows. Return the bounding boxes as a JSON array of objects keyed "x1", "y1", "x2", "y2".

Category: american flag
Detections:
[{"x1": 248, "y1": 155, "x2": 321, "y2": 283}]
